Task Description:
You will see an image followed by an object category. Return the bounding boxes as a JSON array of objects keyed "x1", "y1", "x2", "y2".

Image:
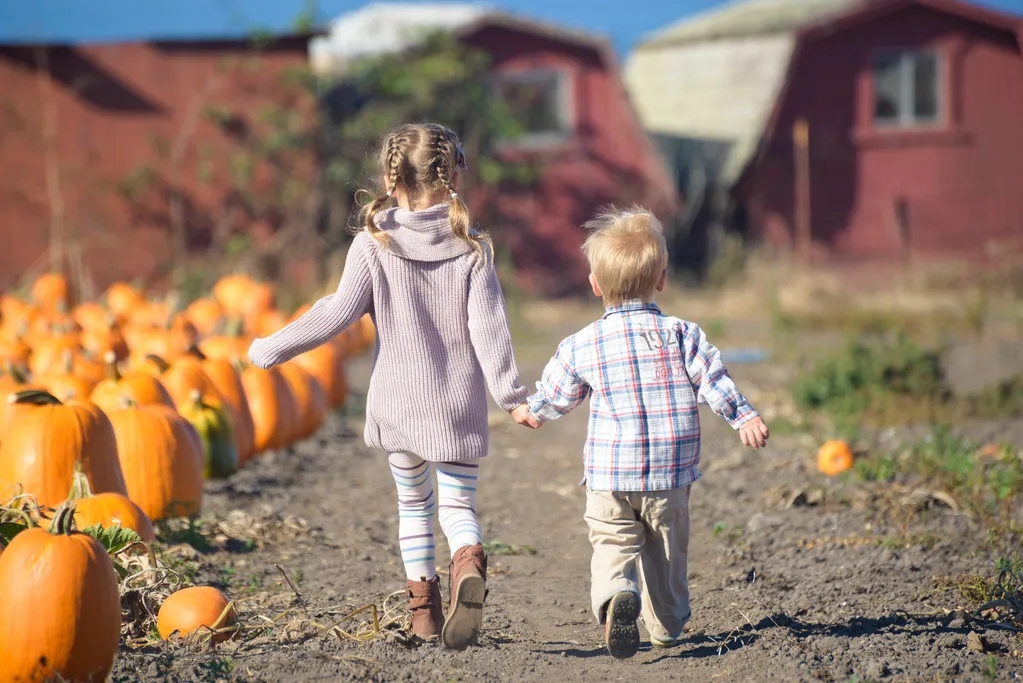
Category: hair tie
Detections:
[
  {"x1": 449, "y1": 191, "x2": 458, "y2": 199},
  {"x1": 386, "y1": 190, "x2": 393, "y2": 198}
]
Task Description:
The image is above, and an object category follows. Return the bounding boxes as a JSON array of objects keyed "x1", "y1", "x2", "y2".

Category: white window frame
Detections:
[
  {"x1": 871, "y1": 50, "x2": 943, "y2": 129},
  {"x1": 493, "y1": 67, "x2": 574, "y2": 149}
]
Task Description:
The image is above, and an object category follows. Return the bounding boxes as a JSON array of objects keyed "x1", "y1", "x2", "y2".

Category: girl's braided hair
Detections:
[{"x1": 358, "y1": 123, "x2": 490, "y2": 257}]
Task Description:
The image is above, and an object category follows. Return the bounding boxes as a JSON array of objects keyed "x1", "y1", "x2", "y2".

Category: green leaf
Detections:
[
  {"x1": 0, "y1": 521, "x2": 29, "y2": 546},
  {"x1": 79, "y1": 523, "x2": 144, "y2": 556}
]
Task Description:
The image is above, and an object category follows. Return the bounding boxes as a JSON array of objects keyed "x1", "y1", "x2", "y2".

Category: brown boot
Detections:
[
  {"x1": 441, "y1": 543, "x2": 488, "y2": 650},
  {"x1": 406, "y1": 576, "x2": 443, "y2": 639}
]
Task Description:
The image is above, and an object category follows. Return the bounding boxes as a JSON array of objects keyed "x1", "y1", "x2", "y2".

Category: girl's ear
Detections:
[
  {"x1": 589, "y1": 273, "x2": 602, "y2": 298},
  {"x1": 656, "y1": 268, "x2": 667, "y2": 292}
]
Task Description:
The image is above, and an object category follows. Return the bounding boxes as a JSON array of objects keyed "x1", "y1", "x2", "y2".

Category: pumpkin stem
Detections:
[
  {"x1": 145, "y1": 354, "x2": 170, "y2": 373},
  {"x1": 4, "y1": 361, "x2": 28, "y2": 385},
  {"x1": 8, "y1": 389, "x2": 62, "y2": 406},
  {"x1": 164, "y1": 291, "x2": 183, "y2": 329},
  {"x1": 47, "y1": 500, "x2": 77, "y2": 535},
  {"x1": 186, "y1": 344, "x2": 208, "y2": 361},
  {"x1": 67, "y1": 464, "x2": 94, "y2": 501},
  {"x1": 103, "y1": 350, "x2": 122, "y2": 381},
  {"x1": 61, "y1": 347, "x2": 74, "y2": 374},
  {"x1": 117, "y1": 395, "x2": 138, "y2": 410},
  {"x1": 188, "y1": 388, "x2": 204, "y2": 407}
]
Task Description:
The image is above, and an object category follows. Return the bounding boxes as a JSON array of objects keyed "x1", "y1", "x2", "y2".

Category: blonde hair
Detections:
[
  {"x1": 358, "y1": 123, "x2": 491, "y2": 257},
  {"x1": 581, "y1": 206, "x2": 667, "y2": 306}
]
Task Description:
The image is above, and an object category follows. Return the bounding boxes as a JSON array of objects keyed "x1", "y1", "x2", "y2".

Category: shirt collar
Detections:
[{"x1": 602, "y1": 300, "x2": 662, "y2": 319}]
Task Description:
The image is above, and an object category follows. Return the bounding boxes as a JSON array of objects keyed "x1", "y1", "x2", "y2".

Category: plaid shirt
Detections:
[{"x1": 527, "y1": 301, "x2": 758, "y2": 492}]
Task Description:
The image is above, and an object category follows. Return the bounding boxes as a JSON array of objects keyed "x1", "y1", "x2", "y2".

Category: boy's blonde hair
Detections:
[
  {"x1": 358, "y1": 123, "x2": 491, "y2": 256},
  {"x1": 581, "y1": 206, "x2": 667, "y2": 307}
]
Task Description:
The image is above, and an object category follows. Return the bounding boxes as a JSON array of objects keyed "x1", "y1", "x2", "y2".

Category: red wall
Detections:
[
  {"x1": 0, "y1": 39, "x2": 314, "y2": 293},
  {"x1": 464, "y1": 27, "x2": 678, "y2": 296},
  {"x1": 741, "y1": 5, "x2": 1023, "y2": 261}
]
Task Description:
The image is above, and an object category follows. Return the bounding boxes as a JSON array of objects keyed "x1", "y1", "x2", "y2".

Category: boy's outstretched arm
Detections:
[
  {"x1": 248, "y1": 234, "x2": 373, "y2": 369},
  {"x1": 679, "y1": 321, "x2": 760, "y2": 430},
  {"x1": 527, "y1": 338, "x2": 589, "y2": 423}
]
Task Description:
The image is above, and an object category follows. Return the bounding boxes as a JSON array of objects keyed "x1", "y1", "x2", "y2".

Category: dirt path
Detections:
[{"x1": 113, "y1": 342, "x2": 1023, "y2": 683}]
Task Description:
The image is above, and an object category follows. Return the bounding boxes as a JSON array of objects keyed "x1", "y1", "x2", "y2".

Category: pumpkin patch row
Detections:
[
  {"x1": 0, "y1": 272, "x2": 373, "y2": 518},
  {"x1": 0, "y1": 272, "x2": 372, "y2": 683}
]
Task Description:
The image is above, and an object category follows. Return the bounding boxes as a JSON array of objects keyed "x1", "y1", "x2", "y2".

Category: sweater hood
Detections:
[{"x1": 373, "y1": 203, "x2": 475, "y2": 262}]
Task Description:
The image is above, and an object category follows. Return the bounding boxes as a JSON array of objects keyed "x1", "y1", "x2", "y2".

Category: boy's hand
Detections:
[
  {"x1": 511, "y1": 404, "x2": 540, "y2": 429},
  {"x1": 739, "y1": 416, "x2": 769, "y2": 449}
]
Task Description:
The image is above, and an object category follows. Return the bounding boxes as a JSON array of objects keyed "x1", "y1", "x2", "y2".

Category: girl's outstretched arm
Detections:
[
  {"x1": 248, "y1": 235, "x2": 373, "y2": 369},
  {"x1": 466, "y1": 253, "x2": 529, "y2": 411}
]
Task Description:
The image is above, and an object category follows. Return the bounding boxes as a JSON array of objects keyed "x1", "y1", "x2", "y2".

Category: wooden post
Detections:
[{"x1": 792, "y1": 118, "x2": 811, "y2": 262}]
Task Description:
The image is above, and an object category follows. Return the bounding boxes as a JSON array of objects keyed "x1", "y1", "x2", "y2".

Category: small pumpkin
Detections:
[
  {"x1": 0, "y1": 501, "x2": 121, "y2": 682},
  {"x1": 183, "y1": 297, "x2": 225, "y2": 338},
  {"x1": 817, "y1": 440, "x2": 855, "y2": 477},
  {"x1": 178, "y1": 390, "x2": 238, "y2": 480},
  {"x1": 0, "y1": 390, "x2": 128, "y2": 508},
  {"x1": 160, "y1": 354, "x2": 226, "y2": 412},
  {"x1": 240, "y1": 364, "x2": 298, "y2": 454},
  {"x1": 33, "y1": 348, "x2": 99, "y2": 402},
  {"x1": 30, "y1": 271, "x2": 71, "y2": 312},
  {"x1": 67, "y1": 466, "x2": 156, "y2": 542},
  {"x1": 103, "y1": 281, "x2": 145, "y2": 320},
  {"x1": 157, "y1": 585, "x2": 239, "y2": 643},
  {"x1": 90, "y1": 351, "x2": 176, "y2": 414},
  {"x1": 108, "y1": 402, "x2": 204, "y2": 522}
]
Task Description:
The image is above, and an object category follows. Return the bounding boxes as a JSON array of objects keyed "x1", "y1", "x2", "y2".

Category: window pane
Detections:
[
  {"x1": 912, "y1": 53, "x2": 938, "y2": 121},
  {"x1": 497, "y1": 72, "x2": 563, "y2": 135},
  {"x1": 872, "y1": 54, "x2": 902, "y2": 122}
]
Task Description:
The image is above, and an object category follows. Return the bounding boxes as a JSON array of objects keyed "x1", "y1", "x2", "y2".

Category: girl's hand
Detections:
[
  {"x1": 247, "y1": 338, "x2": 275, "y2": 370},
  {"x1": 739, "y1": 416, "x2": 769, "y2": 449},
  {"x1": 511, "y1": 404, "x2": 540, "y2": 429}
]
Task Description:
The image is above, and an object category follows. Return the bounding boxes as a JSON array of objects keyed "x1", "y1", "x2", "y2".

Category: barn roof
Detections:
[
  {"x1": 625, "y1": 0, "x2": 865, "y2": 187},
  {"x1": 640, "y1": 0, "x2": 865, "y2": 48},
  {"x1": 309, "y1": 2, "x2": 612, "y2": 74}
]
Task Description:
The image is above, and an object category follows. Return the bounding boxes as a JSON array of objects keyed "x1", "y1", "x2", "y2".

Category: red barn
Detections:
[
  {"x1": 0, "y1": 33, "x2": 319, "y2": 295},
  {"x1": 312, "y1": 4, "x2": 679, "y2": 296},
  {"x1": 626, "y1": 0, "x2": 1023, "y2": 266}
]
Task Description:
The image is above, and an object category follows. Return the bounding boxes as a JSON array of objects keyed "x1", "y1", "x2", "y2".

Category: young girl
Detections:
[{"x1": 247, "y1": 123, "x2": 537, "y2": 650}]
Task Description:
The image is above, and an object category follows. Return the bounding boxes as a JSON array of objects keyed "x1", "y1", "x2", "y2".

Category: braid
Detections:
[
  {"x1": 360, "y1": 127, "x2": 413, "y2": 247},
  {"x1": 422, "y1": 125, "x2": 492, "y2": 259}
]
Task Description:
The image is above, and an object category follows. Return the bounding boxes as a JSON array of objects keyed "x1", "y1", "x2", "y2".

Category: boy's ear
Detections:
[
  {"x1": 588, "y1": 273, "x2": 602, "y2": 298},
  {"x1": 655, "y1": 268, "x2": 667, "y2": 292}
]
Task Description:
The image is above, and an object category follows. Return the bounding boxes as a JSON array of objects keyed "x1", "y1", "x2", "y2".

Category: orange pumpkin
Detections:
[
  {"x1": 184, "y1": 297, "x2": 225, "y2": 338},
  {"x1": 90, "y1": 352, "x2": 176, "y2": 414},
  {"x1": 241, "y1": 364, "x2": 298, "y2": 454},
  {"x1": 157, "y1": 586, "x2": 239, "y2": 643},
  {"x1": 0, "y1": 336, "x2": 31, "y2": 366},
  {"x1": 279, "y1": 362, "x2": 327, "y2": 441},
  {"x1": 27, "y1": 334, "x2": 81, "y2": 377},
  {"x1": 103, "y1": 281, "x2": 146, "y2": 320},
  {"x1": 30, "y1": 271, "x2": 70, "y2": 311},
  {"x1": 67, "y1": 467, "x2": 156, "y2": 542},
  {"x1": 0, "y1": 390, "x2": 128, "y2": 508},
  {"x1": 817, "y1": 440, "x2": 855, "y2": 477},
  {"x1": 0, "y1": 501, "x2": 121, "y2": 683},
  {"x1": 200, "y1": 357, "x2": 256, "y2": 464},
  {"x1": 33, "y1": 348, "x2": 99, "y2": 402},
  {"x1": 160, "y1": 355, "x2": 226, "y2": 411},
  {"x1": 292, "y1": 342, "x2": 348, "y2": 409},
  {"x1": 108, "y1": 403, "x2": 204, "y2": 522}
]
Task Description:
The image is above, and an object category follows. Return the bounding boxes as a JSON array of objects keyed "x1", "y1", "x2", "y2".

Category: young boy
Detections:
[{"x1": 525, "y1": 207, "x2": 770, "y2": 659}]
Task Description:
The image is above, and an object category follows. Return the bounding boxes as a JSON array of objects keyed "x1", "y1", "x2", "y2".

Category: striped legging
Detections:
[{"x1": 388, "y1": 452, "x2": 482, "y2": 581}]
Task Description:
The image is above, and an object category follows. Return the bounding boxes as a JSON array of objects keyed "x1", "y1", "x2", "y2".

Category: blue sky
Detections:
[{"x1": 3, "y1": 0, "x2": 1019, "y2": 56}]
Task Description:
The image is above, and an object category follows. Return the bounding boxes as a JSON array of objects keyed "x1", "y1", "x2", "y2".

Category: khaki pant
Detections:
[{"x1": 584, "y1": 486, "x2": 691, "y2": 643}]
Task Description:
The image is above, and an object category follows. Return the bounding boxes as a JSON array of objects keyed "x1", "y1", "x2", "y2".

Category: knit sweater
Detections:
[{"x1": 247, "y1": 202, "x2": 529, "y2": 462}]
